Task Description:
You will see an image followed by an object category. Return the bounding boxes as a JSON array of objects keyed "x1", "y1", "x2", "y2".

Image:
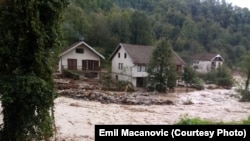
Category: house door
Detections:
[
  {"x1": 67, "y1": 59, "x2": 77, "y2": 70},
  {"x1": 136, "y1": 77, "x2": 144, "y2": 87},
  {"x1": 82, "y1": 60, "x2": 87, "y2": 70},
  {"x1": 93, "y1": 60, "x2": 99, "y2": 71}
]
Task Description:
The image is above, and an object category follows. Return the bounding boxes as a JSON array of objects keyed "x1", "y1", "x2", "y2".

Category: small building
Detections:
[
  {"x1": 109, "y1": 43, "x2": 186, "y2": 87},
  {"x1": 191, "y1": 53, "x2": 224, "y2": 74},
  {"x1": 58, "y1": 41, "x2": 105, "y2": 79}
]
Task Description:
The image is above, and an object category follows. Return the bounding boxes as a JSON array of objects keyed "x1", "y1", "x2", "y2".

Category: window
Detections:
[
  {"x1": 67, "y1": 59, "x2": 77, "y2": 70},
  {"x1": 137, "y1": 65, "x2": 145, "y2": 72},
  {"x1": 124, "y1": 53, "x2": 127, "y2": 58},
  {"x1": 118, "y1": 53, "x2": 120, "y2": 58},
  {"x1": 76, "y1": 48, "x2": 84, "y2": 54},
  {"x1": 193, "y1": 60, "x2": 199, "y2": 64},
  {"x1": 118, "y1": 63, "x2": 123, "y2": 70},
  {"x1": 193, "y1": 66, "x2": 198, "y2": 69},
  {"x1": 211, "y1": 61, "x2": 216, "y2": 66}
]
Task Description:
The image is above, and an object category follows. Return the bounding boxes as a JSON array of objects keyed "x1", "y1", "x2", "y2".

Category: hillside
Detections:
[{"x1": 62, "y1": 0, "x2": 250, "y2": 67}]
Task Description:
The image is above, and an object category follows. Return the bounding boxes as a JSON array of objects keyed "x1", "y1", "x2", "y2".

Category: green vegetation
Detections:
[
  {"x1": 238, "y1": 52, "x2": 250, "y2": 101},
  {"x1": 0, "y1": 0, "x2": 68, "y2": 140},
  {"x1": 62, "y1": 70, "x2": 80, "y2": 80},
  {"x1": 203, "y1": 66, "x2": 234, "y2": 88},
  {"x1": 177, "y1": 114, "x2": 250, "y2": 125},
  {"x1": 61, "y1": 0, "x2": 250, "y2": 92},
  {"x1": 147, "y1": 39, "x2": 176, "y2": 92},
  {"x1": 102, "y1": 76, "x2": 135, "y2": 92},
  {"x1": 62, "y1": 0, "x2": 250, "y2": 68}
]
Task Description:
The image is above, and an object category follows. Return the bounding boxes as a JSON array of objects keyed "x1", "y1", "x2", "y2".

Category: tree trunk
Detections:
[
  {"x1": 245, "y1": 69, "x2": 250, "y2": 91},
  {"x1": 186, "y1": 83, "x2": 188, "y2": 92}
]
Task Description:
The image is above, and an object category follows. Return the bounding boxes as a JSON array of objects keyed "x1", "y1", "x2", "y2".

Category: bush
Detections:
[
  {"x1": 176, "y1": 114, "x2": 250, "y2": 125},
  {"x1": 146, "y1": 82, "x2": 166, "y2": 92},
  {"x1": 191, "y1": 77, "x2": 205, "y2": 90},
  {"x1": 177, "y1": 117, "x2": 216, "y2": 125},
  {"x1": 239, "y1": 90, "x2": 250, "y2": 102},
  {"x1": 117, "y1": 80, "x2": 135, "y2": 92},
  {"x1": 202, "y1": 66, "x2": 234, "y2": 88},
  {"x1": 62, "y1": 70, "x2": 79, "y2": 80},
  {"x1": 101, "y1": 76, "x2": 135, "y2": 92},
  {"x1": 242, "y1": 116, "x2": 250, "y2": 124},
  {"x1": 217, "y1": 78, "x2": 233, "y2": 88}
]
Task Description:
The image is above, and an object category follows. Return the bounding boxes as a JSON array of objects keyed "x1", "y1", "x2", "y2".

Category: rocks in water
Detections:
[
  {"x1": 55, "y1": 78, "x2": 174, "y2": 105},
  {"x1": 57, "y1": 89, "x2": 174, "y2": 105}
]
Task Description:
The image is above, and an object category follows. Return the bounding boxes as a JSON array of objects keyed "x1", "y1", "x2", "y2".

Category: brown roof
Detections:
[
  {"x1": 110, "y1": 43, "x2": 186, "y2": 65},
  {"x1": 192, "y1": 53, "x2": 220, "y2": 61}
]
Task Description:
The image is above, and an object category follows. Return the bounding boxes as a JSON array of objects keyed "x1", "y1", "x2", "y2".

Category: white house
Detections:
[
  {"x1": 191, "y1": 53, "x2": 224, "y2": 74},
  {"x1": 58, "y1": 41, "x2": 105, "y2": 78},
  {"x1": 109, "y1": 43, "x2": 186, "y2": 87}
]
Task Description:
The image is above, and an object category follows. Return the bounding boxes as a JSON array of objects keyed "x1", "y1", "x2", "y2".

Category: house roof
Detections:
[
  {"x1": 109, "y1": 43, "x2": 186, "y2": 65},
  {"x1": 59, "y1": 41, "x2": 105, "y2": 59},
  {"x1": 192, "y1": 53, "x2": 223, "y2": 61}
]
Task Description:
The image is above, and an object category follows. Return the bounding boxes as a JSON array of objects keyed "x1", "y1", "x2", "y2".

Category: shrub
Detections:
[
  {"x1": 101, "y1": 76, "x2": 135, "y2": 92},
  {"x1": 242, "y1": 116, "x2": 250, "y2": 124},
  {"x1": 239, "y1": 89, "x2": 250, "y2": 102},
  {"x1": 191, "y1": 77, "x2": 205, "y2": 90},
  {"x1": 203, "y1": 66, "x2": 234, "y2": 88},
  {"x1": 117, "y1": 80, "x2": 135, "y2": 92},
  {"x1": 176, "y1": 114, "x2": 250, "y2": 125},
  {"x1": 62, "y1": 70, "x2": 79, "y2": 80}
]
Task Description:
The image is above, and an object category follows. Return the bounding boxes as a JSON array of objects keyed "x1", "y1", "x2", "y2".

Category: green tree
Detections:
[
  {"x1": 62, "y1": 3, "x2": 91, "y2": 46},
  {"x1": 0, "y1": 0, "x2": 68, "y2": 140},
  {"x1": 147, "y1": 39, "x2": 174, "y2": 93},
  {"x1": 130, "y1": 11, "x2": 153, "y2": 45},
  {"x1": 183, "y1": 66, "x2": 196, "y2": 92},
  {"x1": 215, "y1": 65, "x2": 234, "y2": 88},
  {"x1": 167, "y1": 64, "x2": 177, "y2": 92},
  {"x1": 240, "y1": 52, "x2": 250, "y2": 91}
]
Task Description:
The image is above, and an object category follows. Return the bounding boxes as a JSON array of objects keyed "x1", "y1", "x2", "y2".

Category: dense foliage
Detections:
[
  {"x1": 204, "y1": 66, "x2": 234, "y2": 87},
  {"x1": 63, "y1": 0, "x2": 250, "y2": 67},
  {"x1": 239, "y1": 52, "x2": 250, "y2": 101},
  {"x1": 177, "y1": 114, "x2": 250, "y2": 125},
  {"x1": 147, "y1": 39, "x2": 175, "y2": 92},
  {"x1": 0, "y1": 0, "x2": 68, "y2": 140}
]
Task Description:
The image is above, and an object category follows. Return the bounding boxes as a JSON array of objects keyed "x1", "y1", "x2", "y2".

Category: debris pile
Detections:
[{"x1": 54, "y1": 78, "x2": 174, "y2": 105}]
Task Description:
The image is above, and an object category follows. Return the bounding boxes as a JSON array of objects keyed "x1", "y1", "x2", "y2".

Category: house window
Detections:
[
  {"x1": 124, "y1": 53, "x2": 127, "y2": 58},
  {"x1": 67, "y1": 59, "x2": 77, "y2": 70},
  {"x1": 118, "y1": 63, "x2": 123, "y2": 70},
  {"x1": 193, "y1": 60, "x2": 199, "y2": 64},
  {"x1": 137, "y1": 65, "x2": 145, "y2": 72},
  {"x1": 193, "y1": 66, "x2": 198, "y2": 70},
  {"x1": 211, "y1": 61, "x2": 216, "y2": 67},
  {"x1": 82, "y1": 60, "x2": 100, "y2": 71},
  {"x1": 76, "y1": 48, "x2": 84, "y2": 54},
  {"x1": 115, "y1": 75, "x2": 118, "y2": 80},
  {"x1": 118, "y1": 53, "x2": 120, "y2": 58}
]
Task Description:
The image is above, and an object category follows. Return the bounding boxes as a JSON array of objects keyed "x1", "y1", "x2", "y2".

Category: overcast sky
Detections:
[{"x1": 226, "y1": 0, "x2": 250, "y2": 9}]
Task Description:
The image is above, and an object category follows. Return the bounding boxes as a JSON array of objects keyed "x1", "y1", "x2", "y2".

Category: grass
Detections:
[{"x1": 176, "y1": 114, "x2": 250, "y2": 125}]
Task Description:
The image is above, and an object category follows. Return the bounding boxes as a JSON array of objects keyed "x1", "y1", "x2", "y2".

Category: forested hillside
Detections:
[{"x1": 62, "y1": 0, "x2": 250, "y2": 67}]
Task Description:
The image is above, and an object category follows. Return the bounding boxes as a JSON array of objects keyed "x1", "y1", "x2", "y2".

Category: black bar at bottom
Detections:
[{"x1": 95, "y1": 125, "x2": 250, "y2": 141}]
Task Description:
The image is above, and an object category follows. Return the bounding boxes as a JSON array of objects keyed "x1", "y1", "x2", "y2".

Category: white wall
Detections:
[
  {"x1": 111, "y1": 46, "x2": 133, "y2": 83},
  {"x1": 111, "y1": 46, "x2": 149, "y2": 86},
  {"x1": 58, "y1": 44, "x2": 101, "y2": 73},
  {"x1": 193, "y1": 61, "x2": 212, "y2": 73},
  {"x1": 111, "y1": 46, "x2": 133, "y2": 75}
]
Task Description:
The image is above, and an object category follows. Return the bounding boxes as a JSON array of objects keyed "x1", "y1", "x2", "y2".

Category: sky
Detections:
[{"x1": 226, "y1": 0, "x2": 250, "y2": 9}]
